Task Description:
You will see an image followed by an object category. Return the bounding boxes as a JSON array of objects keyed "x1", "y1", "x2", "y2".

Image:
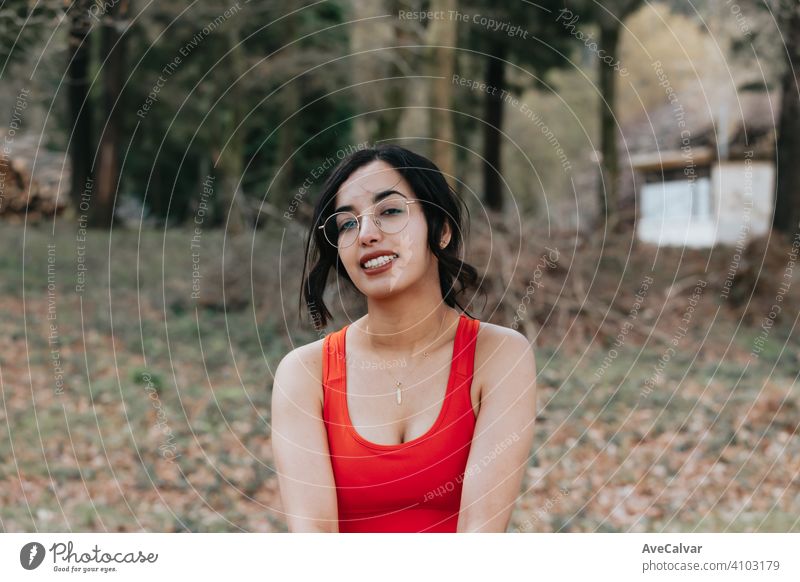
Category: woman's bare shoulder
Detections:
[
  {"x1": 474, "y1": 320, "x2": 532, "y2": 354},
  {"x1": 273, "y1": 336, "x2": 328, "y2": 404},
  {"x1": 473, "y1": 321, "x2": 535, "y2": 387}
]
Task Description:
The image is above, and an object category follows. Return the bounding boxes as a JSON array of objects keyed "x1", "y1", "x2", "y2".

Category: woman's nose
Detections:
[{"x1": 358, "y1": 214, "x2": 383, "y2": 243}]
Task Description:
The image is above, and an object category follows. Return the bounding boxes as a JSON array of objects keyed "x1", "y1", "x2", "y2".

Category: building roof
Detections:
[{"x1": 623, "y1": 88, "x2": 779, "y2": 161}]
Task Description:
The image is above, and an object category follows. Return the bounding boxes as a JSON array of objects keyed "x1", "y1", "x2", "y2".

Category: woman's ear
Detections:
[{"x1": 439, "y1": 222, "x2": 452, "y2": 249}]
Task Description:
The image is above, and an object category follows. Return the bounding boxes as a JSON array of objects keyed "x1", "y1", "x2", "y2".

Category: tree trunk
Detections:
[
  {"x1": 428, "y1": 0, "x2": 457, "y2": 184},
  {"x1": 91, "y1": 1, "x2": 129, "y2": 228},
  {"x1": 68, "y1": 0, "x2": 93, "y2": 213},
  {"x1": 774, "y1": 3, "x2": 800, "y2": 237},
  {"x1": 598, "y1": 24, "x2": 621, "y2": 231},
  {"x1": 268, "y1": 8, "x2": 298, "y2": 215},
  {"x1": 482, "y1": 40, "x2": 506, "y2": 212},
  {"x1": 272, "y1": 77, "x2": 299, "y2": 215},
  {"x1": 214, "y1": 24, "x2": 247, "y2": 236},
  {"x1": 349, "y1": 0, "x2": 385, "y2": 144},
  {"x1": 376, "y1": 1, "x2": 409, "y2": 141}
]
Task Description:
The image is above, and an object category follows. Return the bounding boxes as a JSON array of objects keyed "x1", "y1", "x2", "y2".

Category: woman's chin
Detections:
[
  {"x1": 358, "y1": 282, "x2": 406, "y2": 299},
  {"x1": 355, "y1": 273, "x2": 412, "y2": 298}
]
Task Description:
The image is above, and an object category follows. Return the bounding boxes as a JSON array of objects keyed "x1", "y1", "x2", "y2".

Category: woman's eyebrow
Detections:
[{"x1": 333, "y1": 189, "x2": 407, "y2": 213}]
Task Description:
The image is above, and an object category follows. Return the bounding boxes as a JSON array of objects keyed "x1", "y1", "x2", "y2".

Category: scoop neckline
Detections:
[{"x1": 340, "y1": 314, "x2": 467, "y2": 450}]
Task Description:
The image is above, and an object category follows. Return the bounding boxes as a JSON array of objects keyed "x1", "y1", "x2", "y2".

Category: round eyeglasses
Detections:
[{"x1": 318, "y1": 196, "x2": 420, "y2": 249}]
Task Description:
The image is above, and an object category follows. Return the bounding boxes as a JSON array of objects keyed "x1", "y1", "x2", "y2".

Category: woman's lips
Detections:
[{"x1": 360, "y1": 254, "x2": 398, "y2": 275}]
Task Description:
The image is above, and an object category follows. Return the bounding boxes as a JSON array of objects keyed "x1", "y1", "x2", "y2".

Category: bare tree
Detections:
[
  {"x1": 773, "y1": 0, "x2": 800, "y2": 236},
  {"x1": 212, "y1": 21, "x2": 248, "y2": 236},
  {"x1": 91, "y1": 0, "x2": 130, "y2": 228},
  {"x1": 67, "y1": 0, "x2": 94, "y2": 211},
  {"x1": 428, "y1": 0, "x2": 457, "y2": 183},
  {"x1": 592, "y1": 0, "x2": 643, "y2": 231},
  {"x1": 461, "y1": 0, "x2": 575, "y2": 213}
]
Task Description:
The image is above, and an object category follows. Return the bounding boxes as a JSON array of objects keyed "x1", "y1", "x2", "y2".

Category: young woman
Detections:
[{"x1": 272, "y1": 145, "x2": 537, "y2": 532}]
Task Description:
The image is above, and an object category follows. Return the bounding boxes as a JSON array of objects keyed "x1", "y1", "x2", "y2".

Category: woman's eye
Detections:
[{"x1": 339, "y1": 220, "x2": 357, "y2": 231}]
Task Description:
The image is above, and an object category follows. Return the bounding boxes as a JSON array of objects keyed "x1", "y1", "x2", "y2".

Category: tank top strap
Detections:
[
  {"x1": 322, "y1": 324, "x2": 349, "y2": 399},
  {"x1": 451, "y1": 315, "x2": 480, "y2": 380}
]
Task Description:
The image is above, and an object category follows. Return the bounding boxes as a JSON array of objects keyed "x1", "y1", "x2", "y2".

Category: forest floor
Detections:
[{"x1": 1, "y1": 219, "x2": 798, "y2": 532}]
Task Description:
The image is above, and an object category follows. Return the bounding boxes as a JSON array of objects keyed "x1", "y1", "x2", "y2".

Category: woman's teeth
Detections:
[{"x1": 363, "y1": 254, "x2": 398, "y2": 269}]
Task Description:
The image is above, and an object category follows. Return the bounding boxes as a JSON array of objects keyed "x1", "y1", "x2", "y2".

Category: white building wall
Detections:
[
  {"x1": 637, "y1": 176, "x2": 715, "y2": 248},
  {"x1": 636, "y1": 160, "x2": 774, "y2": 248},
  {"x1": 711, "y1": 160, "x2": 774, "y2": 245}
]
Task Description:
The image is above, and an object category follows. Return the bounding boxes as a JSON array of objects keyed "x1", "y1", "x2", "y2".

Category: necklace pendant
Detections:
[{"x1": 395, "y1": 381, "x2": 402, "y2": 405}]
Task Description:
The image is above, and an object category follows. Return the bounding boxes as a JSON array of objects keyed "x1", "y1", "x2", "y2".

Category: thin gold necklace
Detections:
[{"x1": 365, "y1": 309, "x2": 449, "y2": 405}]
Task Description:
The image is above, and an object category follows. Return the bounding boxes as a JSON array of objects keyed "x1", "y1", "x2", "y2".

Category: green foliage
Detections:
[
  {"x1": 34, "y1": 2, "x2": 358, "y2": 225},
  {"x1": 0, "y1": 0, "x2": 61, "y2": 63},
  {"x1": 131, "y1": 368, "x2": 164, "y2": 393},
  {"x1": 457, "y1": 0, "x2": 576, "y2": 85}
]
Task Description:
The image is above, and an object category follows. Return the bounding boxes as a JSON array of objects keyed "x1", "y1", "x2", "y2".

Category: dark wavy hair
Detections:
[{"x1": 299, "y1": 144, "x2": 482, "y2": 330}]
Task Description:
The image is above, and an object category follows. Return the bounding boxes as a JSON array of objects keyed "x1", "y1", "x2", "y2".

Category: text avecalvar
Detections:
[{"x1": 642, "y1": 543, "x2": 702, "y2": 554}]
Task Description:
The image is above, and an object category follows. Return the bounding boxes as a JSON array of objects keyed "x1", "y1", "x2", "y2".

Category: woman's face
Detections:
[{"x1": 332, "y1": 160, "x2": 439, "y2": 299}]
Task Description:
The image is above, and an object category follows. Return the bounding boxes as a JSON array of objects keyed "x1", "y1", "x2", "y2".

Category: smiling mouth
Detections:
[{"x1": 361, "y1": 253, "x2": 399, "y2": 270}]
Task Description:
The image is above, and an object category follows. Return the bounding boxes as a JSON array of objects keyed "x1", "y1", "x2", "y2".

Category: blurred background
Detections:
[{"x1": 0, "y1": 0, "x2": 798, "y2": 532}]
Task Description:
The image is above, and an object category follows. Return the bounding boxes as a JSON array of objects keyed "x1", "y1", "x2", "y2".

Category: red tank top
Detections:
[{"x1": 322, "y1": 314, "x2": 480, "y2": 533}]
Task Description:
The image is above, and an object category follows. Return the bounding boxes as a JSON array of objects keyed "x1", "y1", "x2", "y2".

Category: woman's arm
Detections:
[
  {"x1": 457, "y1": 327, "x2": 537, "y2": 532},
  {"x1": 271, "y1": 344, "x2": 339, "y2": 532}
]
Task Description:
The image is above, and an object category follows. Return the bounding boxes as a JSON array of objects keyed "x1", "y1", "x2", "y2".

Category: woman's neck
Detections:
[{"x1": 355, "y1": 303, "x2": 459, "y2": 356}]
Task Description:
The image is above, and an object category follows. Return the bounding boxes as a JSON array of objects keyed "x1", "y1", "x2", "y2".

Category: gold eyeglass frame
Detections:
[{"x1": 317, "y1": 199, "x2": 420, "y2": 248}]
